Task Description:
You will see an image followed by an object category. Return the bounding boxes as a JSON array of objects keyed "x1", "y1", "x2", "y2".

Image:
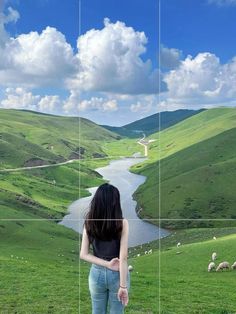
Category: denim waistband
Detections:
[{"x1": 91, "y1": 263, "x2": 106, "y2": 270}]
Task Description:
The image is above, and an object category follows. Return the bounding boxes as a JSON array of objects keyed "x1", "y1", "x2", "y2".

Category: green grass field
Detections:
[
  {"x1": 0, "y1": 108, "x2": 120, "y2": 169},
  {"x1": 1, "y1": 107, "x2": 236, "y2": 313},
  {"x1": 160, "y1": 228, "x2": 236, "y2": 313},
  {"x1": 1, "y1": 220, "x2": 236, "y2": 313},
  {"x1": 125, "y1": 108, "x2": 236, "y2": 226},
  {"x1": 0, "y1": 159, "x2": 109, "y2": 220}
]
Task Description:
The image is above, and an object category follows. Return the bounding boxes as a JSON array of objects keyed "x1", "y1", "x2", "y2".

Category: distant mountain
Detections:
[
  {"x1": 101, "y1": 109, "x2": 205, "y2": 137},
  {"x1": 0, "y1": 109, "x2": 120, "y2": 169}
]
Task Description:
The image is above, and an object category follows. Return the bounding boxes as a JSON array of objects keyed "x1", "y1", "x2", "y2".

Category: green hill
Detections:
[
  {"x1": 0, "y1": 109, "x2": 120, "y2": 169},
  {"x1": 101, "y1": 109, "x2": 204, "y2": 137},
  {"x1": 130, "y1": 108, "x2": 236, "y2": 226},
  {"x1": 0, "y1": 159, "x2": 109, "y2": 220},
  {"x1": 0, "y1": 109, "x2": 120, "y2": 221}
]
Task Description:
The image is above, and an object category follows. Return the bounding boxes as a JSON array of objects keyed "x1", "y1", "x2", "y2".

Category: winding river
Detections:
[{"x1": 59, "y1": 157, "x2": 169, "y2": 247}]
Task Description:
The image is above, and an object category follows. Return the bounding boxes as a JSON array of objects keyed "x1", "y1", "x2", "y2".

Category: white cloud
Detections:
[
  {"x1": 0, "y1": 7, "x2": 161, "y2": 96},
  {"x1": 38, "y1": 95, "x2": 61, "y2": 112},
  {"x1": 0, "y1": 87, "x2": 119, "y2": 114},
  {"x1": 130, "y1": 101, "x2": 152, "y2": 113},
  {"x1": 63, "y1": 89, "x2": 80, "y2": 113},
  {"x1": 0, "y1": 87, "x2": 40, "y2": 109},
  {"x1": 0, "y1": 27, "x2": 76, "y2": 87},
  {"x1": 160, "y1": 46, "x2": 182, "y2": 69},
  {"x1": 78, "y1": 97, "x2": 118, "y2": 112},
  {"x1": 161, "y1": 52, "x2": 236, "y2": 110},
  {"x1": 69, "y1": 18, "x2": 159, "y2": 95},
  {"x1": 0, "y1": 87, "x2": 62, "y2": 113},
  {"x1": 0, "y1": 5, "x2": 20, "y2": 46},
  {"x1": 208, "y1": 0, "x2": 236, "y2": 6}
]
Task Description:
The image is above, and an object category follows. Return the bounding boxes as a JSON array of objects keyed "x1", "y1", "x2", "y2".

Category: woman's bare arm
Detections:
[
  {"x1": 80, "y1": 225, "x2": 119, "y2": 270},
  {"x1": 117, "y1": 218, "x2": 129, "y2": 306},
  {"x1": 119, "y1": 218, "x2": 129, "y2": 287}
]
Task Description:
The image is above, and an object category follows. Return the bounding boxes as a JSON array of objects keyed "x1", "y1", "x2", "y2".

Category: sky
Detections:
[{"x1": 0, "y1": 0, "x2": 236, "y2": 126}]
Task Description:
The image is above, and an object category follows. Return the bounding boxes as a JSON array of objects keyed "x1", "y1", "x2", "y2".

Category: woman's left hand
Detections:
[{"x1": 107, "y1": 257, "x2": 120, "y2": 271}]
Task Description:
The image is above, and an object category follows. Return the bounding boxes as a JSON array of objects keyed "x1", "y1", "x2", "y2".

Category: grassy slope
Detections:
[
  {"x1": 1, "y1": 221, "x2": 236, "y2": 313},
  {"x1": 0, "y1": 109, "x2": 120, "y2": 168},
  {"x1": 128, "y1": 108, "x2": 236, "y2": 225},
  {"x1": 0, "y1": 159, "x2": 109, "y2": 220},
  {"x1": 0, "y1": 108, "x2": 119, "y2": 220},
  {"x1": 2, "y1": 107, "x2": 236, "y2": 312},
  {"x1": 102, "y1": 137, "x2": 143, "y2": 157},
  {"x1": 160, "y1": 230, "x2": 236, "y2": 314},
  {"x1": 0, "y1": 219, "x2": 80, "y2": 313},
  {"x1": 0, "y1": 217, "x2": 159, "y2": 313}
]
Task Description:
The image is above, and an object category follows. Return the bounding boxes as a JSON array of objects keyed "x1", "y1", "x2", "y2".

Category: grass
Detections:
[
  {"x1": 0, "y1": 108, "x2": 120, "y2": 169},
  {"x1": 102, "y1": 137, "x2": 143, "y2": 157},
  {"x1": 159, "y1": 228, "x2": 236, "y2": 313},
  {"x1": 1, "y1": 222, "x2": 236, "y2": 313},
  {"x1": 126, "y1": 108, "x2": 236, "y2": 226},
  {"x1": 1, "y1": 107, "x2": 236, "y2": 312},
  {"x1": 0, "y1": 160, "x2": 108, "y2": 220},
  {"x1": 0, "y1": 219, "x2": 80, "y2": 313}
]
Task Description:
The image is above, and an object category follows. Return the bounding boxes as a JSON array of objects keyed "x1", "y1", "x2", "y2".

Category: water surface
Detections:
[{"x1": 59, "y1": 157, "x2": 169, "y2": 247}]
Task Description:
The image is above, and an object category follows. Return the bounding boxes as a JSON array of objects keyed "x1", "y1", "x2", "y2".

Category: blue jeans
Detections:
[{"x1": 88, "y1": 263, "x2": 131, "y2": 314}]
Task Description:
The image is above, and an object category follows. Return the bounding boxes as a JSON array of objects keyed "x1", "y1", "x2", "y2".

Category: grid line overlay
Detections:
[
  {"x1": 78, "y1": 1, "x2": 81, "y2": 313},
  {"x1": 2, "y1": 1, "x2": 234, "y2": 313},
  {"x1": 158, "y1": 0, "x2": 161, "y2": 313}
]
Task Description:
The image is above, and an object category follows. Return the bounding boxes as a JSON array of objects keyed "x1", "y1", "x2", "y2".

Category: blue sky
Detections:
[
  {"x1": 161, "y1": 0, "x2": 236, "y2": 63},
  {"x1": 1, "y1": 0, "x2": 236, "y2": 125}
]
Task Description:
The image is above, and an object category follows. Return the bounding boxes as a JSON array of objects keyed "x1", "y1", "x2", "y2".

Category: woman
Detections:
[{"x1": 80, "y1": 183, "x2": 130, "y2": 314}]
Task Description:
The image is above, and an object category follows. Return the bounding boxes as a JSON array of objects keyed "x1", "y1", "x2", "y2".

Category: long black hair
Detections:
[{"x1": 84, "y1": 183, "x2": 123, "y2": 242}]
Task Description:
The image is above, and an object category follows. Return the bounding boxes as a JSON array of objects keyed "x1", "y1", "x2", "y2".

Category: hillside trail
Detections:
[{"x1": 0, "y1": 135, "x2": 146, "y2": 173}]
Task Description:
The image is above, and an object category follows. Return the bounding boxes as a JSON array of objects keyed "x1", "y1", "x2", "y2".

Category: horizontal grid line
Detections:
[{"x1": 0, "y1": 218, "x2": 235, "y2": 221}]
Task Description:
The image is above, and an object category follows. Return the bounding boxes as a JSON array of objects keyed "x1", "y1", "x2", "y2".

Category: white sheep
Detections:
[
  {"x1": 208, "y1": 262, "x2": 216, "y2": 272},
  {"x1": 212, "y1": 252, "x2": 217, "y2": 261},
  {"x1": 177, "y1": 242, "x2": 181, "y2": 248},
  {"x1": 216, "y1": 261, "x2": 230, "y2": 272},
  {"x1": 213, "y1": 236, "x2": 217, "y2": 240},
  {"x1": 128, "y1": 265, "x2": 133, "y2": 272},
  {"x1": 231, "y1": 261, "x2": 236, "y2": 270},
  {"x1": 148, "y1": 249, "x2": 152, "y2": 254}
]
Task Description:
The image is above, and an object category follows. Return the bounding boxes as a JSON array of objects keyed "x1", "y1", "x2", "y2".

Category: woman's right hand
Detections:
[
  {"x1": 107, "y1": 257, "x2": 120, "y2": 271},
  {"x1": 117, "y1": 287, "x2": 129, "y2": 306}
]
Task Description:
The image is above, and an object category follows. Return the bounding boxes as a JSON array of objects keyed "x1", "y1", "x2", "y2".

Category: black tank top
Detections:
[{"x1": 91, "y1": 237, "x2": 120, "y2": 261}]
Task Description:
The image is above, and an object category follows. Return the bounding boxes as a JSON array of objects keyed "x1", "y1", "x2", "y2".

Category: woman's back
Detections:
[
  {"x1": 80, "y1": 183, "x2": 130, "y2": 313},
  {"x1": 91, "y1": 237, "x2": 120, "y2": 261}
]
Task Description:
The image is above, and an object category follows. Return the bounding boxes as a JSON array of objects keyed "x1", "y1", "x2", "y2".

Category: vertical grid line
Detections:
[
  {"x1": 78, "y1": 1, "x2": 81, "y2": 313},
  {"x1": 158, "y1": 0, "x2": 161, "y2": 313}
]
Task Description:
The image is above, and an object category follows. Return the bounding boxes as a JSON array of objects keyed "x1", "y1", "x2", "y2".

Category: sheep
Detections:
[
  {"x1": 231, "y1": 261, "x2": 236, "y2": 270},
  {"x1": 177, "y1": 242, "x2": 181, "y2": 248},
  {"x1": 216, "y1": 261, "x2": 230, "y2": 272},
  {"x1": 212, "y1": 252, "x2": 217, "y2": 261},
  {"x1": 208, "y1": 262, "x2": 216, "y2": 272},
  {"x1": 213, "y1": 236, "x2": 217, "y2": 240},
  {"x1": 128, "y1": 265, "x2": 133, "y2": 272}
]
